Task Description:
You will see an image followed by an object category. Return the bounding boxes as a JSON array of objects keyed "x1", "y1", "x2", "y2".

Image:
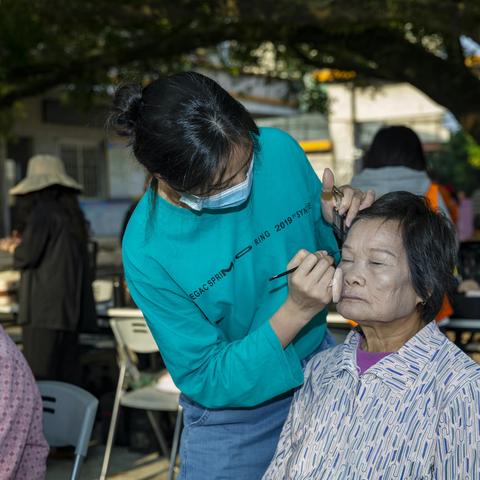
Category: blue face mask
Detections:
[{"x1": 180, "y1": 157, "x2": 254, "y2": 211}]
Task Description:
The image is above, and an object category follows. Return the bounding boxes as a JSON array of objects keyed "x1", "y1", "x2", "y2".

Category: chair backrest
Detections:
[
  {"x1": 110, "y1": 317, "x2": 159, "y2": 354},
  {"x1": 37, "y1": 381, "x2": 98, "y2": 457}
]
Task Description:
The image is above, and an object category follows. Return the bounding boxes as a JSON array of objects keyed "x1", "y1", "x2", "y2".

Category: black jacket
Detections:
[{"x1": 14, "y1": 201, "x2": 96, "y2": 331}]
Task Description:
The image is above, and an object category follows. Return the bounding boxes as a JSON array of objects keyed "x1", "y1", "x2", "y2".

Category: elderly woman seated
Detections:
[{"x1": 263, "y1": 191, "x2": 480, "y2": 479}]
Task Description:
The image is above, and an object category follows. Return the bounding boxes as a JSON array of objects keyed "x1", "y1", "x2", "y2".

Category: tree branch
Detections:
[
  {"x1": 0, "y1": 21, "x2": 242, "y2": 108},
  {"x1": 289, "y1": 44, "x2": 391, "y2": 82}
]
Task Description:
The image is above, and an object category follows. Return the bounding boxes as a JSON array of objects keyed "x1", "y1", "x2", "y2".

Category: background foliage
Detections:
[{"x1": 1, "y1": 0, "x2": 480, "y2": 137}]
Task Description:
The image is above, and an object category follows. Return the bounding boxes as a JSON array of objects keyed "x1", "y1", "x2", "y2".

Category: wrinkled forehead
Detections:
[{"x1": 345, "y1": 217, "x2": 405, "y2": 254}]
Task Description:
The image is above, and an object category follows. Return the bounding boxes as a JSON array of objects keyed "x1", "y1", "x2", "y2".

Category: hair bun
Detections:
[{"x1": 108, "y1": 83, "x2": 143, "y2": 138}]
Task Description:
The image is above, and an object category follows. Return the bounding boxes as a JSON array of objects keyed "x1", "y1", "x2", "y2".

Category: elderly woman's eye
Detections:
[
  {"x1": 370, "y1": 261, "x2": 385, "y2": 266},
  {"x1": 341, "y1": 258, "x2": 353, "y2": 263}
]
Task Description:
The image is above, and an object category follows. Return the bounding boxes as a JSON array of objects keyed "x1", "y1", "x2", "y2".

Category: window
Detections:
[
  {"x1": 60, "y1": 143, "x2": 106, "y2": 198},
  {"x1": 43, "y1": 99, "x2": 108, "y2": 128}
]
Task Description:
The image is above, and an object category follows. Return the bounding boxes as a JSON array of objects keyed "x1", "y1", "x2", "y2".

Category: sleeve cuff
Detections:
[{"x1": 262, "y1": 321, "x2": 305, "y2": 388}]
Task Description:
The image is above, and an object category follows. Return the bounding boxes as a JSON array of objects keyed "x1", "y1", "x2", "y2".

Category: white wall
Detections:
[
  {"x1": 12, "y1": 97, "x2": 105, "y2": 154},
  {"x1": 108, "y1": 143, "x2": 146, "y2": 199}
]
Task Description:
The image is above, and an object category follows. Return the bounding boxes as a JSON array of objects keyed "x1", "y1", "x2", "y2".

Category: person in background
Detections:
[
  {"x1": 111, "y1": 71, "x2": 374, "y2": 479},
  {"x1": 351, "y1": 125, "x2": 455, "y2": 219},
  {"x1": 263, "y1": 192, "x2": 480, "y2": 480},
  {"x1": 457, "y1": 190, "x2": 474, "y2": 241},
  {"x1": 0, "y1": 323, "x2": 49, "y2": 479},
  {"x1": 0, "y1": 155, "x2": 96, "y2": 384}
]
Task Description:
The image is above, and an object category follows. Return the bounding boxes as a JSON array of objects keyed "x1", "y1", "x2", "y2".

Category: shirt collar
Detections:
[{"x1": 325, "y1": 321, "x2": 448, "y2": 393}]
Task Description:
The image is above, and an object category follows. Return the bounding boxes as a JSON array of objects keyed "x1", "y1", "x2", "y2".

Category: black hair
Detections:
[
  {"x1": 108, "y1": 72, "x2": 259, "y2": 198},
  {"x1": 363, "y1": 125, "x2": 427, "y2": 171},
  {"x1": 350, "y1": 191, "x2": 457, "y2": 323},
  {"x1": 13, "y1": 185, "x2": 90, "y2": 246}
]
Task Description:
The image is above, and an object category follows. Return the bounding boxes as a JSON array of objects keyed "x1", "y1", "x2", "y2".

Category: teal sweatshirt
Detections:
[{"x1": 122, "y1": 127, "x2": 339, "y2": 409}]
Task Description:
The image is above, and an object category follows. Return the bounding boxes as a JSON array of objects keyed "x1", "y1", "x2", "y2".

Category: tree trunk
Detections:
[{"x1": 456, "y1": 113, "x2": 480, "y2": 145}]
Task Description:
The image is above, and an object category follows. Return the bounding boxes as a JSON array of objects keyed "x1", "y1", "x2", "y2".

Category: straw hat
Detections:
[{"x1": 9, "y1": 154, "x2": 83, "y2": 195}]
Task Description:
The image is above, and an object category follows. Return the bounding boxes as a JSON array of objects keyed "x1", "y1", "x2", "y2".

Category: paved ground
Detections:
[{"x1": 46, "y1": 444, "x2": 174, "y2": 479}]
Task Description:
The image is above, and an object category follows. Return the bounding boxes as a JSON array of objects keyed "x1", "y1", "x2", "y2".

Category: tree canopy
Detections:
[
  {"x1": 1, "y1": 0, "x2": 480, "y2": 140},
  {"x1": 428, "y1": 131, "x2": 480, "y2": 196}
]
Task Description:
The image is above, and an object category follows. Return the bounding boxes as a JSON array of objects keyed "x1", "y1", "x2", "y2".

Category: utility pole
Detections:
[{"x1": 350, "y1": 82, "x2": 362, "y2": 174}]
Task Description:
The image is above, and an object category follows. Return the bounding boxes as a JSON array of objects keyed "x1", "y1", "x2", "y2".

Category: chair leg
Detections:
[
  {"x1": 167, "y1": 406, "x2": 183, "y2": 480},
  {"x1": 99, "y1": 361, "x2": 127, "y2": 480},
  {"x1": 71, "y1": 454, "x2": 84, "y2": 480},
  {"x1": 146, "y1": 410, "x2": 171, "y2": 458}
]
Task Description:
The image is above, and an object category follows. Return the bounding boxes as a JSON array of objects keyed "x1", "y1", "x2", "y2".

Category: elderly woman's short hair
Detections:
[{"x1": 350, "y1": 191, "x2": 457, "y2": 322}]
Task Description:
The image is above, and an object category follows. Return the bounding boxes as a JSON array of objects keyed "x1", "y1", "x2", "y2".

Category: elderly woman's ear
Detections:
[
  {"x1": 417, "y1": 295, "x2": 427, "y2": 307},
  {"x1": 416, "y1": 290, "x2": 434, "y2": 316}
]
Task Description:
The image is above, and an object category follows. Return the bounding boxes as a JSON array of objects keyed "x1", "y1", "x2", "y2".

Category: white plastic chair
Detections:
[
  {"x1": 37, "y1": 381, "x2": 98, "y2": 480},
  {"x1": 100, "y1": 315, "x2": 182, "y2": 480}
]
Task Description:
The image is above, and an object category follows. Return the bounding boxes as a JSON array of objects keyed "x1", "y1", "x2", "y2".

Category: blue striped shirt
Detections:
[{"x1": 263, "y1": 321, "x2": 480, "y2": 479}]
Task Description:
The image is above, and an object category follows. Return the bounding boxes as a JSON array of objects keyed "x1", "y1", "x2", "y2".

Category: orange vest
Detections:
[
  {"x1": 426, "y1": 183, "x2": 459, "y2": 224},
  {"x1": 425, "y1": 183, "x2": 455, "y2": 320}
]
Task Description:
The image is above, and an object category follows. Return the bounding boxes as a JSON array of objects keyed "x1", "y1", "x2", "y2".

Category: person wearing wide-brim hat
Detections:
[
  {"x1": 9, "y1": 154, "x2": 83, "y2": 196},
  {"x1": 0, "y1": 154, "x2": 96, "y2": 383}
]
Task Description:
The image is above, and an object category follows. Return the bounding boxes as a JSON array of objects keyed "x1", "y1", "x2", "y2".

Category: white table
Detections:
[
  {"x1": 439, "y1": 317, "x2": 480, "y2": 351},
  {"x1": 107, "y1": 307, "x2": 143, "y2": 318},
  {"x1": 441, "y1": 318, "x2": 480, "y2": 331},
  {"x1": 325, "y1": 314, "x2": 480, "y2": 352},
  {"x1": 0, "y1": 301, "x2": 142, "y2": 330},
  {"x1": 0, "y1": 303, "x2": 17, "y2": 315}
]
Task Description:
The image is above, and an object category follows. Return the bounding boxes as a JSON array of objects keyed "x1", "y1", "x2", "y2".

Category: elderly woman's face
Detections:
[{"x1": 336, "y1": 218, "x2": 422, "y2": 324}]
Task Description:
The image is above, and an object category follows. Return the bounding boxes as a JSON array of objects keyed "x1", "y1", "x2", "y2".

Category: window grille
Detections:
[{"x1": 60, "y1": 144, "x2": 106, "y2": 197}]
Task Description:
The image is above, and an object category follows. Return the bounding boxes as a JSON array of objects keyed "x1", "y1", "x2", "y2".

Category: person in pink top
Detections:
[
  {"x1": 457, "y1": 190, "x2": 474, "y2": 241},
  {"x1": 0, "y1": 324, "x2": 48, "y2": 479}
]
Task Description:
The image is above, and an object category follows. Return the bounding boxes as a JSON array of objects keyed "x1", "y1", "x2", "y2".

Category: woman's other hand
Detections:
[
  {"x1": 0, "y1": 236, "x2": 21, "y2": 254},
  {"x1": 321, "y1": 168, "x2": 375, "y2": 228}
]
